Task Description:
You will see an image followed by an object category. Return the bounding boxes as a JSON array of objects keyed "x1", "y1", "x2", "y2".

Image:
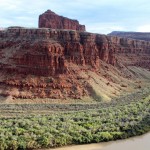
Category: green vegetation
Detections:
[{"x1": 0, "y1": 95, "x2": 150, "y2": 150}]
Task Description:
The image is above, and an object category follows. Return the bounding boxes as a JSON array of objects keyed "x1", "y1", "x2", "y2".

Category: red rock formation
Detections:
[
  {"x1": 39, "y1": 10, "x2": 85, "y2": 31},
  {"x1": 0, "y1": 28, "x2": 150, "y2": 99}
]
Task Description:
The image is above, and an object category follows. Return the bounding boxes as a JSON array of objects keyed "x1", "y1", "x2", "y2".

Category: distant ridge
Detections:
[{"x1": 108, "y1": 31, "x2": 150, "y2": 41}]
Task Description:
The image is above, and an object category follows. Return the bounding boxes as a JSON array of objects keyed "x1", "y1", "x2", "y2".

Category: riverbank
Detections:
[{"x1": 49, "y1": 132, "x2": 150, "y2": 150}]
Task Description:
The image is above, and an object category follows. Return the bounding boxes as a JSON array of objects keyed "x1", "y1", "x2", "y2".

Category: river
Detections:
[{"x1": 49, "y1": 132, "x2": 150, "y2": 150}]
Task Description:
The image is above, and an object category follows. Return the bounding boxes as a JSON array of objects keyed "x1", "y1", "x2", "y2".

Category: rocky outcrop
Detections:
[
  {"x1": 39, "y1": 10, "x2": 85, "y2": 31},
  {"x1": 108, "y1": 31, "x2": 150, "y2": 41},
  {"x1": 0, "y1": 28, "x2": 150, "y2": 99}
]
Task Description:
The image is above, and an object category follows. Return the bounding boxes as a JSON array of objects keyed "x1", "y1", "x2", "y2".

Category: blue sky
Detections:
[{"x1": 0, "y1": 0, "x2": 150, "y2": 34}]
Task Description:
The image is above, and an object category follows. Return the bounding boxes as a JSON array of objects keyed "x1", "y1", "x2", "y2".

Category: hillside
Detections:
[{"x1": 0, "y1": 27, "x2": 150, "y2": 103}]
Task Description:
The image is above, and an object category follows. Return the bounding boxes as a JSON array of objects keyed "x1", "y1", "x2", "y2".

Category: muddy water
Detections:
[{"x1": 50, "y1": 132, "x2": 150, "y2": 150}]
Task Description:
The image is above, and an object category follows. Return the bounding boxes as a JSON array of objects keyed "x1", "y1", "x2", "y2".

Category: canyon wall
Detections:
[
  {"x1": 0, "y1": 28, "x2": 150, "y2": 99},
  {"x1": 39, "y1": 10, "x2": 86, "y2": 31},
  {"x1": 0, "y1": 28, "x2": 150, "y2": 76}
]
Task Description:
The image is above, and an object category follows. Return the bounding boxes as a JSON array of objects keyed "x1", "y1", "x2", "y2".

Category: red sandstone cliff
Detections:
[
  {"x1": 0, "y1": 28, "x2": 150, "y2": 100},
  {"x1": 39, "y1": 10, "x2": 86, "y2": 31}
]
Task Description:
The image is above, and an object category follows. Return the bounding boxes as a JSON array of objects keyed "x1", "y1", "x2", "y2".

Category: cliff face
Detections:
[
  {"x1": 108, "y1": 31, "x2": 150, "y2": 41},
  {"x1": 39, "y1": 10, "x2": 85, "y2": 31},
  {"x1": 0, "y1": 28, "x2": 150, "y2": 100}
]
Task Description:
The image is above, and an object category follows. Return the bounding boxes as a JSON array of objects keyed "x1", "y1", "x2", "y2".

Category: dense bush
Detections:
[{"x1": 0, "y1": 95, "x2": 149, "y2": 150}]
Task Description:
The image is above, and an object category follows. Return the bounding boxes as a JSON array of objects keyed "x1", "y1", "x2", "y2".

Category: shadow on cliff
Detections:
[{"x1": 86, "y1": 83, "x2": 103, "y2": 101}]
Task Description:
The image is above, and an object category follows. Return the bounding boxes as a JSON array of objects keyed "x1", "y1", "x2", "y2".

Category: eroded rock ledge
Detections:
[
  {"x1": 0, "y1": 28, "x2": 150, "y2": 99},
  {"x1": 0, "y1": 28, "x2": 150, "y2": 76}
]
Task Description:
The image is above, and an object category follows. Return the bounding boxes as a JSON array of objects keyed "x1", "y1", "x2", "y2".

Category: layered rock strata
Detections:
[
  {"x1": 39, "y1": 10, "x2": 85, "y2": 31},
  {"x1": 0, "y1": 28, "x2": 150, "y2": 99}
]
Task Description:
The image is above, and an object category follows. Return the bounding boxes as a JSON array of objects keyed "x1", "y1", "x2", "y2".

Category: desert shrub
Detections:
[
  {"x1": 37, "y1": 136, "x2": 51, "y2": 147},
  {"x1": 0, "y1": 137, "x2": 8, "y2": 150},
  {"x1": 0, "y1": 93, "x2": 149, "y2": 149}
]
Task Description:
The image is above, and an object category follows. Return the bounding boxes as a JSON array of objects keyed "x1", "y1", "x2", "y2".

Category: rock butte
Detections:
[
  {"x1": 0, "y1": 11, "x2": 150, "y2": 101},
  {"x1": 39, "y1": 10, "x2": 85, "y2": 31}
]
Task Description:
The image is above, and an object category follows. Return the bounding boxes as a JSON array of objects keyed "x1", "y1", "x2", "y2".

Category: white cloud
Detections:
[
  {"x1": 0, "y1": 0, "x2": 21, "y2": 10},
  {"x1": 86, "y1": 23, "x2": 125, "y2": 34},
  {"x1": 137, "y1": 25, "x2": 150, "y2": 32},
  {"x1": 1, "y1": 18, "x2": 14, "y2": 27}
]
